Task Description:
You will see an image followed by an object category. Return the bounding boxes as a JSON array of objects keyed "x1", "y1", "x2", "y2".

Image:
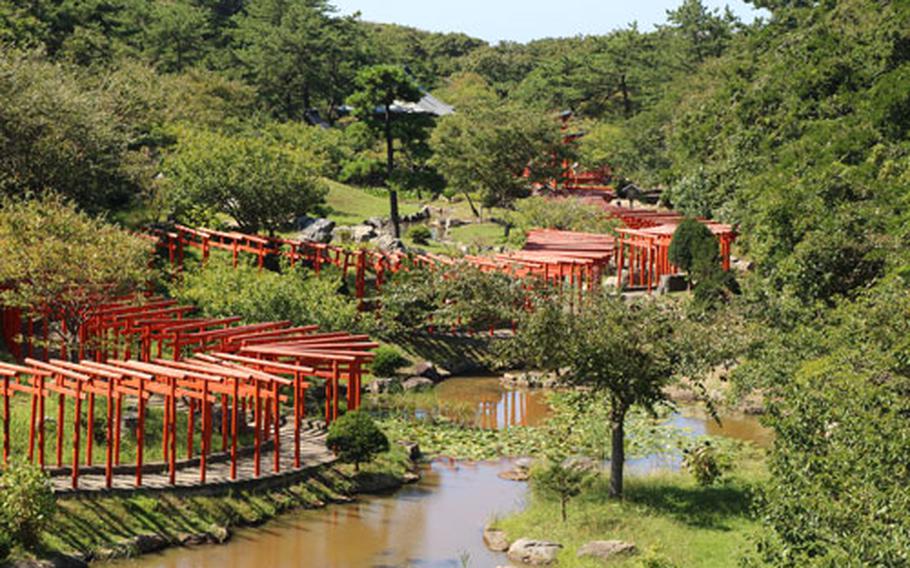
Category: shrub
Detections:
[
  {"x1": 408, "y1": 225, "x2": 432, "y2": 246},
  {"x1": 326, "y1": 411, "x2": 390, "y2": 471},
  {"x1": 681, "y1": 440, "x2": 728, "y2": 487},
  {"x1": 668, "y1": 218, "x2": 717, "y2": 274},
  {"x1": 371, "y1": 346, "x2": 408, "y2": 377},
  {"x1": 0, "y1": 459, "x2": 56, "y2": 549},
  {"x1": 531, "y1": 459, "x2": 592, "y2": 522},
  {"x1": 171, "y1": 260, "x2": 362, "y2": 332}
]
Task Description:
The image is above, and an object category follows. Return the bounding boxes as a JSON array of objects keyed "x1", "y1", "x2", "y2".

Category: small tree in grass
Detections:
[
  {"x1": 326, "y1": 411, "x2": 390, "y2": 471},
  {"x1": 0, "y1": 459, "x2": 56, "y2": 549},
  {"x1": 532, "y1": 459, "x2": 592, "y2": 522}
]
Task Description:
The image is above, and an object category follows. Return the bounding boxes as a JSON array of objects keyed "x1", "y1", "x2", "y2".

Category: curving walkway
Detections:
[{"x1": 50, "y1": 422, "x2": 336, "y2": 497}]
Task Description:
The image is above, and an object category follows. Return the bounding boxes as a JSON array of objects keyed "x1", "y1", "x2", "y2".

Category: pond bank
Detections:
[{"x1": 16, "y1": 448, "x2": 417, "y2": 567}]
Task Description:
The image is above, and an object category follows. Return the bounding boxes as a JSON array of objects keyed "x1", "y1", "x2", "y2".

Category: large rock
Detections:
[
  {"x1": 365, "y1": 216, "x2": 387, "y2": 229},
  {"x1": 576, "y1": 540, "x2": 637, "y2": 560},
  {"x1": 349, "y1": 224, "x2": 377, "y2": 243},
  {"x1": 656, "y1": 274, "x2": 689, "y2": 295},
  {"x1": 412, "y1": 361, "x2": 445, "y2": 383},
  {"x1": 483, "y1": 524, "x2": 511, "y2": 552},
  {"x1": 296, "y1": 217, "x2": 335, "y2": 243},
  {"x1": 372, "y1": 233, "x2": 406, "y2": 252},
  {"x1": 401, "y1": 377, "x2": 434, "y2": 391},
  {"x1": 507, "y1": 538, "x2": 563, "y2": 565}
]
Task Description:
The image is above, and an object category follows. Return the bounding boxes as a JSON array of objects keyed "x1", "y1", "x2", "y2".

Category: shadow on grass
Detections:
[{"x1": 621, "y1": 478, "x2": 756, "y2": 531}]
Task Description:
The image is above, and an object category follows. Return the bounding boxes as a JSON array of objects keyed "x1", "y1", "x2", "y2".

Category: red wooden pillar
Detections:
[
  {"x1": 136, "y1": 378, "x2": 145, "y2": 487},
  {"x1": 273, "y1": 380, "x2": 280, "y2": 473},
  {"x1": 231, "y1": 377, "x2": 239, "y2": 480},
  {"x1": 86, "y1": 391, "x2": 94, "y2": 466},
  {"x1": 169, "y1": 376, "x2": 177, "y2": 485},
  {"x1": 38, "y1": 375, "x2": 45, "y2": 468},
  {"x1": 105, "y1": 377, "x2": 113, "y2": 489},
  {"x1": 254, "y1": 379, "x2": 261, "y2": 478},
  {"x1": 114, "y1": 393, "x2": 123, "y2": 466},
  {"x1": 187, "y1": 398, "x2": 195, "y2": 459},
  {"x1": 294, "y1": 372, "x2": 301, "y2": 468},
  {"x1": 56, "y1": 380, "x2": 65, "y2": 467},
  {"x1": 200, "y1": 381, "x2": 209, "y2": 483},
  {"x1": 221, "y1": 393, "x2": 229, "y2": 452},
  {"x1": 332, "y1": 361, "x2": 340, "y2": 421},
  {"x1": 71, "y1": 380, "x2": 82, "y2": 489}
]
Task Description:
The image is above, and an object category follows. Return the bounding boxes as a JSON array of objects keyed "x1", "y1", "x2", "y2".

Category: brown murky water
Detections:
[
  {"x1": 115, "y1": 459, "x2": 525, "y2": 568},
  {"x1": 119, "y1": 377, "x2": 770, "y2": 568},
  {"x1": 434, "y1": 376, "x2": 551, "y2": 429}
]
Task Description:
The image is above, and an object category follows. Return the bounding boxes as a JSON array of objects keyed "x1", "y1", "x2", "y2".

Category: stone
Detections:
[
  {"x1": 367, "y1": 378, "x2": 400, "y2": 394},
  {"x1": 483, "y1": 524, "x2": 511, "y2": 552},
  {"x1": 498, "y1": 468, "x2": 530, "y2": 482},
  {"x1": 514, "y1": 457, "x2": 536, "y2": 471},
  {"x1": 365, "y1": 216, "x2": 387, "y2": 229},
  {"x1": 398, "y1": 440, "x2": 421, "y2": 460},
  {"x1": 349, "y1": 224, "x2": 377, "y2": 242},
  {"x1": 656, "y1": 274, "x2": 689, "y2": 295},
  {"x1": 576, "y1": 540, "x2": 637, "y2": 560},
  {"x1": 412, "y1": 361, "x2": 443, "y2": 383},
  {"x1": 296, "y1": 217, "x2": 335, "y2": 243},
  {"x1": 401, "y1": 377, "x2": 434, "y2": 391},
  {"x1": 131, "y1": 534, "x2": 169, "y2": 554},
  {"x1": 507, "y1": 538, "x2": 563, "y2": 565},
  {"x1": 372, "y1": 234, "x2": 406, "y2": 252},
  {"x1": 209, "y1": 525, "x2": 231, "y2": 544}
]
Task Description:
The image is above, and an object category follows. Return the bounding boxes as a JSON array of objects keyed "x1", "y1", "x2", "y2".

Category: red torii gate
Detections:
[{"x1": 0, "y1": 355, "x2": 315, "y2": 489}]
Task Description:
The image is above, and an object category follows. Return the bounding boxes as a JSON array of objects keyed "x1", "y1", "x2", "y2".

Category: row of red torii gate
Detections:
[
  {"x1": 0, "y1": 294, "x2": 375, "y2": 490},
  {"x1": 146, "y1": 202, "x2": 736, "y2": 297}
]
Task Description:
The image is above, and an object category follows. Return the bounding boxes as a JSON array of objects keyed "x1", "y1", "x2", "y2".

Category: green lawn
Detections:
[
  {"x1": 323, "y1": 180, "x2": 421, "y2": 226},
  {"x1": 496, "y1": 457, "x2": 766, "y2": 567},
  {"x1": 446, "y1": 222, "x2": 510, "y2": 249}
]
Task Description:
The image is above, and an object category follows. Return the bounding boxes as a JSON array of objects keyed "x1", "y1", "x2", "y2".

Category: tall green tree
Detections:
[
  {"x1": 502, "y1": 294, "x2": 714, "y2": 498},
  {"x1": 0, "y1": 195, "x2": 151, "y2": 356},
  {"x1": 430, "y1": 102, "x2": 569, "y2": 221},
  {"x1": 145, "y1": 0, "x2": 210, "y2": 72},
  {"x1": 232, "y1": 0, "x2": 362, "y2": 119},
  {"x1": 163, "y1": 126, "x2": 327, "y2": 235},
  {"x1": 347, "y1": 65, "x2": 422, "y2": 238}
]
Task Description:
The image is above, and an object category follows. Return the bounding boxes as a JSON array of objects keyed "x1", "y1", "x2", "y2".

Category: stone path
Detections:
[{"x1": 51, "y1": 422, "x2": 336, "y2": 496}]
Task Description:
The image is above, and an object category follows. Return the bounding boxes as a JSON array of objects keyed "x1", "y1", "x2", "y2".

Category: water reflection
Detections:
[
  {"x1": 115, "y1": 460, "x2": 526, "y2": 568},
  {"x1": 434, "y1": 377, "x2": 551, "y2": 429}
]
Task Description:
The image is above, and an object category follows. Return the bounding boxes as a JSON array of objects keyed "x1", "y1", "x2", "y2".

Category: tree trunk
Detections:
[
  {"x1": 620, "y1": 74, "x2": 632, "y2": 118},
  {"x1": 609, "y1": 407, "x2": 626, "y2": 499},
  {"x1": 385, "y1": 104, "x2": 401, "y2": 238},
  {"x1": 463, "y1": 190, "x2": 480, "y2": 218},
  {"x1": 561, "y1": 497, "x2": 567, "y2": 522}
]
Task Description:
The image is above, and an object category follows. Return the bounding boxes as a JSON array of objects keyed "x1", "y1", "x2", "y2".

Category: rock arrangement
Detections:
[
  {"x1": 500, "y1": 370, "x2": 565, "y2": 389},
  {"x1": 365, "y1": 361, "x2": 450, "y2": 394}
]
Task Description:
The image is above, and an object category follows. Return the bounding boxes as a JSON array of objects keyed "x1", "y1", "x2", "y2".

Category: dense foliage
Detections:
[
  {"x1": 171, "y1": 260, "x2": 361, "y2": 332},
  {"x1": 163, "y1": 126, "x2": 327, "y2": 234},
  {"x1": 0, "y1": 196, "x2": 151, "y2": 352}
]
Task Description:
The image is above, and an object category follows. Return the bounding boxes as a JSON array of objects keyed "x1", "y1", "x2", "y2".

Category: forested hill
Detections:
[{"x1": 2, "y1": 0, "x2": 910, "y2": 306}]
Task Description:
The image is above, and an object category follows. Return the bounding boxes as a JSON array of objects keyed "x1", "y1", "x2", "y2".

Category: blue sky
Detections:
[{"x1": 330, "y1": 0, "x2": 767, "y2": 44}]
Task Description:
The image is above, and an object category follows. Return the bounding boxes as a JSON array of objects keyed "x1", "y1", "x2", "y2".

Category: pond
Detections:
[{"x1": 118, "y1": 376, "x2": 770, "y2": 568}]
